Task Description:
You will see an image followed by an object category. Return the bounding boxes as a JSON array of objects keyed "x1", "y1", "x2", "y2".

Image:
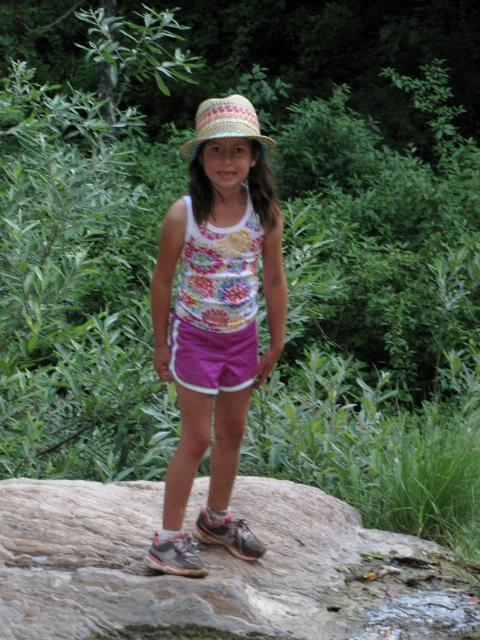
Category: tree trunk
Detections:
[{"x1": 97, "y1": 0, "x2": 117, "y2": 126}]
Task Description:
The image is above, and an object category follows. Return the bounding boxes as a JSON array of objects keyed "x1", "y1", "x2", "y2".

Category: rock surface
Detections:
[{"x1": 0, "y1": 476, "x2": 467, "y2": 640}]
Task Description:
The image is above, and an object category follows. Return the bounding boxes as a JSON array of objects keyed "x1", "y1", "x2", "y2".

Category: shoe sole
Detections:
[
  {"x1": 193, "y1": 525, "x2": 265, "y2": 562},
  {"x1": 143, "y1": 552, "x2": 209, "y2": 577}
]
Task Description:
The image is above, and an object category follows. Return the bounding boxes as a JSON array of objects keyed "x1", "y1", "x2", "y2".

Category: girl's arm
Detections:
[
  {"x1": 150, "y1": 199, "x2": 187, "y2": 382},
  {"x1": 255, "y1": 218, "x2": 288, "y2": 388}
]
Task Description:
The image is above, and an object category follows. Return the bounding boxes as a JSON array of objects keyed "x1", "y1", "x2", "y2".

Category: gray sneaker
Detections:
[
  {"x1": 193, "y1": 508, "x2": 266, "y2": 561},
  {"x1": 143, "y1": 532, "x2": 208, "y2": 577}
]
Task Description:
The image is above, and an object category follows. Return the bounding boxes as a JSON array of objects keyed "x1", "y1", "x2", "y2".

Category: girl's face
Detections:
[{"x1": 201, "y1": 137, "x2": 257, "y2": 192}]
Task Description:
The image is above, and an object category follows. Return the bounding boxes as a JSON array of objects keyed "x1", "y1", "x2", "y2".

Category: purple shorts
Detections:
[{"x1": 169, "y1": 314, "x2": 258, "y2": 395}]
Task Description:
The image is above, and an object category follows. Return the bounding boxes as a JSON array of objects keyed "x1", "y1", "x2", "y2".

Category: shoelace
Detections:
[
  {"x1": 229, "y1": 518, "x2": 253, "y2": 542},
  {"x1": 173, "y1": 535, "x2": 201, "y2": 558}
]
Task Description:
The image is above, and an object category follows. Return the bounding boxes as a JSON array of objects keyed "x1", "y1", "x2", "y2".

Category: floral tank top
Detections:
[{"x1": 175, "y1": 194, "x2": 264, "y2": 333}]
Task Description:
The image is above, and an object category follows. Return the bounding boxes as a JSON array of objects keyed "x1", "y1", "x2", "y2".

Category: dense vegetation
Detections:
[
  {"x1": 1, "y1": 5, "x2": 480, "y2": 563},
  {"x1": 2, "y1": 0, "x2": 480, "y2": 150}
]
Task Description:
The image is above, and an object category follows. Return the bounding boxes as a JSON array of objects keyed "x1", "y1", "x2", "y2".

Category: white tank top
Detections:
[{"x1": 175, "y1": 194, "x2": 264, "y2": 333}]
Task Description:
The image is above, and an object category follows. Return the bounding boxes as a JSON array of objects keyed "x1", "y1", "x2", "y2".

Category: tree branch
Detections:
[
  {"x1": 36, "y1": 423, "x2": 93, "y2": 457},
  {"x1": 33, "y1": 0, "x2": 87, "y2": 33}
]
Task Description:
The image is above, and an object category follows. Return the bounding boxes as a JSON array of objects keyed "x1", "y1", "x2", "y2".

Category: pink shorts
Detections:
[{"x1": 169, "y1": 314, "x2": 258, "y2": 395}]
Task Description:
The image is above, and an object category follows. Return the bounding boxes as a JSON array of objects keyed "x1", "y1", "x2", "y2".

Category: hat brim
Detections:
[{"x1": 180, "y1": 132, "x2": 276, "y2": 155}]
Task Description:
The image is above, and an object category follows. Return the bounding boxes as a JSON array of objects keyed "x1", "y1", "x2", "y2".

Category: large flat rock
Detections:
[{"x1": 0, "y1": 477, "x2": 452, "y2": 639}]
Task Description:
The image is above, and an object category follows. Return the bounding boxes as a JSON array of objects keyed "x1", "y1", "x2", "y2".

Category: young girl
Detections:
[{"x1": 144, "y1": 94, "x2": 287, "y2": 577}]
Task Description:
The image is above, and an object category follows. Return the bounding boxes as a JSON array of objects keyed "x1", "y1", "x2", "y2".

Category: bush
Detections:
[
  {"x1": 272, "y1": 64, "x2": 480, "y2": 397},
  {"x1": 0, "y1": 62, "x2": 185, "y2": 480},
  {"x1": 273, "y1": 85, "x2": 384, "y2": 199}
]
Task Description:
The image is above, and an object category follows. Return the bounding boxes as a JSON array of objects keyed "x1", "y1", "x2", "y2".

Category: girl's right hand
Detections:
[{"x1": 154, "y1": 345, "x2": 173, "y2": 382}]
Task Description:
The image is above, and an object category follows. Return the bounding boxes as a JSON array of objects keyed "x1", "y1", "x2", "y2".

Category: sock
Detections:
[
  {"x1": 205, "y1": 505, "x2": 230, "y2": 526},
  {"x1": 158, "y1": 528, "x2": 183, "y2": 543}
]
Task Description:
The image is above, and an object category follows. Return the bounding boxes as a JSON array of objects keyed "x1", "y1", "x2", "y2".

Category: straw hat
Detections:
[{"x1": 180, "y1": 94, "x2": 276, "y2": 154}]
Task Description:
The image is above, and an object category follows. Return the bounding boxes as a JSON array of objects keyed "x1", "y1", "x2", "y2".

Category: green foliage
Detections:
[
  {"x1": 342, "y1": 404, "x2": 480, "y2": 552},
  {"x1": 75, "y1": 5, "x2": 201, "y2": 102},
  {"x1": 269, "y1": 61, "x2": 480, "y2": 398},
  {"x1": 225, "y1": 64, "x2": 291, "y2": 133},
  {"x1": 1, "y1": 63, "x2": 143, "y2": 363},
  {"x1": 2, "y1": 0, "x2": 480, "y2": 150},
  {"x1": 273, "y1": 86, "x2": 384, "y2": 198},
  {"x1": 381, "y1": 60, "x2": 467, "y2": 144},
  {"x1": 0, "y1": 60, "x2": 187, "y2": 480},
  {"x1": 0, "y1": 0, "x2": 90, "y2": 89},
  {"x1": 242, "y1": 347, "x2": 395, "y2": 490},
  {"x1": 0, "y1": 307, "x2": 180, "y2": 481}
]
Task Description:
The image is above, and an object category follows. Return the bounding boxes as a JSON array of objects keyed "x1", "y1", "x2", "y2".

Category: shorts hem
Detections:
[
  {"x1": 170, "y1": 367, "x2": 218, "y2": 395},
  {"x1": 218, "y1": 377, "x2": 255, "y2": 392}
]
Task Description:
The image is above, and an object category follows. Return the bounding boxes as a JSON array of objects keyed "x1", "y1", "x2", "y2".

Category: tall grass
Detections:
[{"x1": 343, "y1": 408, "x2": 480, "y2": 548}]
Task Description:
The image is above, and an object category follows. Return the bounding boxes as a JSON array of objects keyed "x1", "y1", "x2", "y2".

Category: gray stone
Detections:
[{"x1": 0, "y1": 477, "x2": 452, "y2": 640}]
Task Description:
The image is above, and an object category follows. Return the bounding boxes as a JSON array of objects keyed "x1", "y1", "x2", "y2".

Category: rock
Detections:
[{"x1": 0, "y1": 477, "x2": 444, "y2": 640}]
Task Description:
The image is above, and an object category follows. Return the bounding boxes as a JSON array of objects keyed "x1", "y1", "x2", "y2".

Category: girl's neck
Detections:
[{"x1": 209, "y1": 184, "x2": 248, "y2": 228}]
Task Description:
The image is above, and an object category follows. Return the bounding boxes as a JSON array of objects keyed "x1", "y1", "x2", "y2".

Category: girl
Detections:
[{"x1": 144, "y1": 95, "x2": 287, "y2": 577}]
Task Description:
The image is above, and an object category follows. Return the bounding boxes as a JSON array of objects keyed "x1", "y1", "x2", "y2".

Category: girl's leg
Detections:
[
  {"x1": 207, "y1": 385, "x2": 253, "y2": 511},
  {"x1": 162, "y1": 383, "x2": 215, "y2": 531},
  {"x1": 194, "y1": 385, "x2": 266, "y2": 561}
]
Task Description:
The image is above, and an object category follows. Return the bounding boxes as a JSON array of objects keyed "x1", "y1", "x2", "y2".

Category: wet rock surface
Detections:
[
  {"x1": 0, "y1": 476, "x2": 479, "y2": 640},
  {"x1": 318, "y1": 554, "x2": 480, "y2": 639}
]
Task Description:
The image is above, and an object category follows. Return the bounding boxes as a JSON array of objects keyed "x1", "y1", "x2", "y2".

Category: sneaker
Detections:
[
  {"x1": 193, "y1": 507, "x2": 266, "y2": 561},
  {"x1": 143, "y1": 532, "x2": 208, "y2": 577}
]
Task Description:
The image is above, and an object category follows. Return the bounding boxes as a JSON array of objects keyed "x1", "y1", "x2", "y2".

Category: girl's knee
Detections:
[
  {"x1": 182, "y1": 433, "x2": 212, "y2": 459},
  {"x1": 216, "y1": 425, "x2": 245, "y2": 449}
]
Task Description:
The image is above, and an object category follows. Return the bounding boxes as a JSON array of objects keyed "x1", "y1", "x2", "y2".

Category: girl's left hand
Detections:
[
  {"x1": 154, "y1": 344, "x2": 173, "y2": 383},
  {"x1": 253, "y1": 345, "x2": 283, "y2": 388}
]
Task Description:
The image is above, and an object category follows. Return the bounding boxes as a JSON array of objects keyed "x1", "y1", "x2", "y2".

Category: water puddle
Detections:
[
  {"x1": 358, "y1": 589, "x2": 480, "y2": 638},
  {"x1": 322, "y1": 553, "x2": 480, "y2": 639}
]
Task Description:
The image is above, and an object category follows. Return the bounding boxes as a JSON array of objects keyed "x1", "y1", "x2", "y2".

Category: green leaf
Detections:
[
  {"x1": 153, "y1": 71, "x2": 170, "y2": 95},
  {"x1": 109, "y1": 65, "x2": 118, "y2": 87},
  {"x1": 283, "y1": 402, "x2": 297, "y2": 425}
]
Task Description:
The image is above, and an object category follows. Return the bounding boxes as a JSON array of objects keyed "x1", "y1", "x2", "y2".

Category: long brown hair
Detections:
[{"x1": 188, "y1": 140, "x2": 282, "y2": 231}]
